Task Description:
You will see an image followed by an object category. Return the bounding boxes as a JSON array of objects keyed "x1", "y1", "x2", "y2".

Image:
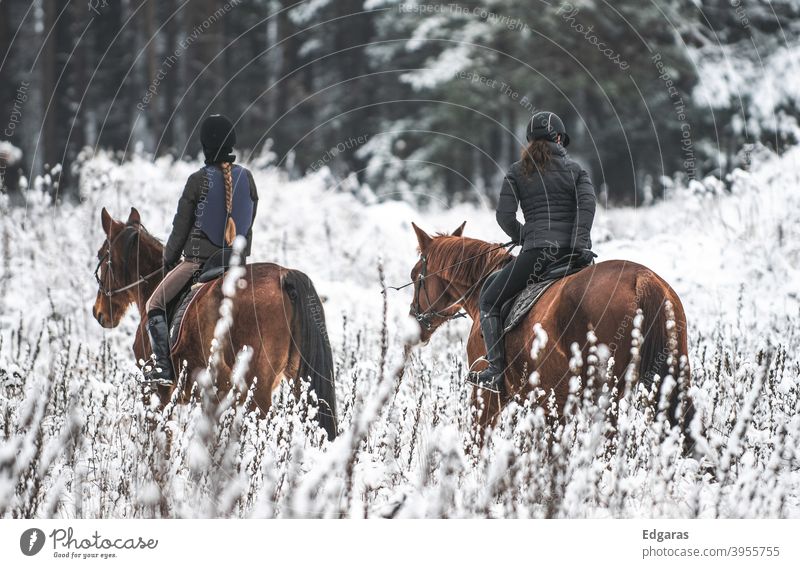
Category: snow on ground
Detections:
[{"x1": 0, "y1": 143, "x2": 798, "y2": 518}]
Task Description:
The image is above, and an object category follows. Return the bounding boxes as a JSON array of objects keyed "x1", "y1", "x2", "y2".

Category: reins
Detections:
[{"x1": 100, "y1": 267, "x2": 163, "y2": 297}]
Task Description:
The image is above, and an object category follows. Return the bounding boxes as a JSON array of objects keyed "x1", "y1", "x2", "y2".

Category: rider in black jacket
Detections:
[
  {"x1": 467, "y1": 112, "x2": 596, "y2": 392},
  {"x1": 143, "y1": 115, "x2": 258, "y2": 385}
]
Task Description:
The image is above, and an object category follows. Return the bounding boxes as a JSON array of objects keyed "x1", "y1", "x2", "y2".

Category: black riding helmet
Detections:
[
  {"x1": 201, "y1": 114, "x2": 237, "y2": 164},
  {"x1": 526, "y1": 111, "x2": 570, "y2": 147}
]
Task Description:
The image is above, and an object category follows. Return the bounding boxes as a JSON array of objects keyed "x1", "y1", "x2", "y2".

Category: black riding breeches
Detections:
[{"x1": 479, "y1": 247, "x2": 570, "y2": 316}]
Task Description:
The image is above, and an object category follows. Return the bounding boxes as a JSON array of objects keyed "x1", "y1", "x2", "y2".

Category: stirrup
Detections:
[
  {"x1": 140, "y1": 361, "x2": 175, "y2": 387},
  {"x1": 465, "y1": 369, "x2": 504, "y2": 394},
  {"x1": 140, "y1": 374, "x2": 175, "y2": 388},
  {"x1": 141, "y1": 376, "x2": 176, "y2": 388}
]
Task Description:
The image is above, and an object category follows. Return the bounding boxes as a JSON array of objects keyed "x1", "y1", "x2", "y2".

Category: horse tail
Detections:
[
  {"x1": 636, "y1": 271, "x2": 695, "y2": 437},
  {"x1": 282, "y1": 269, "x2": 338, "y2": 440}
]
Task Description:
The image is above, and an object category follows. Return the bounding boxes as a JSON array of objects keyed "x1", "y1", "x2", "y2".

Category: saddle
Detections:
[
  {"x1": 165, "y1": 248, "x2": 240, "y2": 348},
  {"x1": 501, "y1": 252, "x2": 595, "y2": 335}
]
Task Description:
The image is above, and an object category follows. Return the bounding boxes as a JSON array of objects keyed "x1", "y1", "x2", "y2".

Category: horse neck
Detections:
[
  {"x1": 433, "y1": 240, "x2": 509, "y2": 322},
  {"x1": 447, "y1": 278, "x2": 482, "y2": 322},
  {"x1": 129, "y1": 234, "x2": 165, "y2": 320}
]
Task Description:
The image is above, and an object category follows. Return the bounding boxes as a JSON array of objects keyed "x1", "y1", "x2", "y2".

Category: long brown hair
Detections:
[
  {"x1": 520, "y1": 139, "x2": 552, "y2": 176},
  {"x1": 220, "y1": 161, "x2": 236, "y2": 246}
]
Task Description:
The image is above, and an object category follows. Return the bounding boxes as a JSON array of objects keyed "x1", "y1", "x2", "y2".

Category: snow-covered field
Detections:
[{"x1": 1, "y1": 145, "x2": 798, "y2": 518}]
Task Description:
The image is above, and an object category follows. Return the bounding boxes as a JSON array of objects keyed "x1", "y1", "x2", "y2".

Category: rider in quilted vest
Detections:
[
  {"x1": 467, "y1": 111, "x2": 596, "y2": 392},
  {"x1": 142, "y1": 114, "x2": 259, "y2": 385}
]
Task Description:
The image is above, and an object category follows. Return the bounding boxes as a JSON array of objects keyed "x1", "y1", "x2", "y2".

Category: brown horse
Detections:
[
  {"x1": 92, "y1": 207, "x2": 337, "y2": 439},
  {"x1": 407, "y1": 222, "x2": 694, "y2": 444}
]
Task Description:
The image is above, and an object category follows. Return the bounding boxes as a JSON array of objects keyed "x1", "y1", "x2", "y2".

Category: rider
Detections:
[
  {"x1": 467, "y1": 111, "x2": 596, "y2": 392},
  {"x1": 143, "y1": 114, "x2": 259, "y2": 385}
]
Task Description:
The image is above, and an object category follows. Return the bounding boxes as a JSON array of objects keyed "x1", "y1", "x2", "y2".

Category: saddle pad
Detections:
[
  {"x1": 169, "y1": 284, "x2": 203, "y2": 349},
  {"x1": 502, "y1": 279, "x2": 557, "y2": 335},
  {"x1": 501, "y1": 260, "x2": 595, "y2": 335}
]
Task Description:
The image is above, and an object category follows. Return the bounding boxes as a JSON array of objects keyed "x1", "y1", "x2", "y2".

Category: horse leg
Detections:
[
  {"x1": 464, "y1": 322, "x2": 509, "y2": 447},
  {"x1": 247, "y1": 343, "x2": 291, "y2": 418},
  {"x1": 470, "y1": 389, "x2": 504, "y2": 447},
  {"x1": 251, "y1": 376, "x2": 274, "y2": 419}
]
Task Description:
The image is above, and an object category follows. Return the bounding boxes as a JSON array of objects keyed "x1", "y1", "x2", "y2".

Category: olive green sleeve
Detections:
[{"x1": 164, "y1": 173, "x2": 201, "y2": 265}]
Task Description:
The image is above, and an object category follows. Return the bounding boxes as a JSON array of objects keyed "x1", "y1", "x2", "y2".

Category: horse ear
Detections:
[
  {"x1": 127, "y1": 207, "x2": 141, "y2": 226},
  {"x1": 412, "y1": 222, "x2": 432, "y2": 252},
  {"x1": 101, "y1": 207, "x2": 113, "y2": 234},
  {"x1": 452, "y1": 221, "x2": 466, "y2": 237}
]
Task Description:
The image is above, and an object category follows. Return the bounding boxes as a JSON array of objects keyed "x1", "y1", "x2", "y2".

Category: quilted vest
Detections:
[{"x1": 193, "y1": 164, "x2": 254, "y2": 248}]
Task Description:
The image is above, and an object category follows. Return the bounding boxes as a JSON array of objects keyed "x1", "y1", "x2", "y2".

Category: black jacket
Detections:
[
  {"x1": 164, "y1": 166, "x2": 259, "y2": 265},
  {"x1": 496, "y1": 141, "x2": 595, "y2": 251}
]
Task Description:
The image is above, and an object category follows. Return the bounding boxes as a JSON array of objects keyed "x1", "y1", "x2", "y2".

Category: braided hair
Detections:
[{"x1": 220, "y1": 162, "x2": 236, "y2": 246}]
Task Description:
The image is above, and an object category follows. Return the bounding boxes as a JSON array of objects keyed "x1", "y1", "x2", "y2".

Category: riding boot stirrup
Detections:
[
  {"x1": 466, "y1": 314, "x2": 506, "y2": 393},
  {"x1": 143, "y1": 311, "x2": 175, "y2": 386}
]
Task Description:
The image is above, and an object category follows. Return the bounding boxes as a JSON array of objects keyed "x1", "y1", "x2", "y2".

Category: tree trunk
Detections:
[{"x1": 41, "y1": 0, "x2": 57, "y2": 175}]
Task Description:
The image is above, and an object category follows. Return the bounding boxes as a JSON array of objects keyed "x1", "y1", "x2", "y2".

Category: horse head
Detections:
[
  {"x1": 92, "y1": 207, "x2": 159, "y2": 328},
  {"x1": 408, "y1": 221, "x2": 471, "y2": 343}
]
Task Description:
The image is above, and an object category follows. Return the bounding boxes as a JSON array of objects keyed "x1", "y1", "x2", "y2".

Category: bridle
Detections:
[
  {"x1": 408, "y1": 242, "x2": 515, "y2": 331},
  {"x1": 94, "y1": 225, "x2": 163, "y2": 298},
  {"x1": 411, "y1": 254, "x2": 464, "y2": 331}
]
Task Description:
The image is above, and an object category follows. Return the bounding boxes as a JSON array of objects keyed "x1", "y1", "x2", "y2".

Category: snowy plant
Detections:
[{"x1": 0, "y1": 146, "x2": 798, "y2": 518}]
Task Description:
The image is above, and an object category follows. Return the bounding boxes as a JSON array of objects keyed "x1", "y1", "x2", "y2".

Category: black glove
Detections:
[{"x1": 577, "y1": 249, "x2": 597, "y2": 265}]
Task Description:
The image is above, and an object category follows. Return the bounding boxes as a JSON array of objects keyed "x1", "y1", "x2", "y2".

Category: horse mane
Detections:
[
  {"x1": 427, "y1": 235, "x2": 511, "y2": 286},
  {"x1": 130, "y1": 222, "x2": 164, "y2": 252}
]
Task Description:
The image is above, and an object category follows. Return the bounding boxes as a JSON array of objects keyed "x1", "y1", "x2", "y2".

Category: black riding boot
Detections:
[
  {"x1": 143, "y1": 311, "x2": 174, "y2": 385},
  {"x1": 466, "y1": 314, "x2": 505, "y2": 393}
]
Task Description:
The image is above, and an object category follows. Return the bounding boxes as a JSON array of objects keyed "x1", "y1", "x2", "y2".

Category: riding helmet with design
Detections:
[{"x1": 526, "y1": 111, "x2": 570, "y2": 147}]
